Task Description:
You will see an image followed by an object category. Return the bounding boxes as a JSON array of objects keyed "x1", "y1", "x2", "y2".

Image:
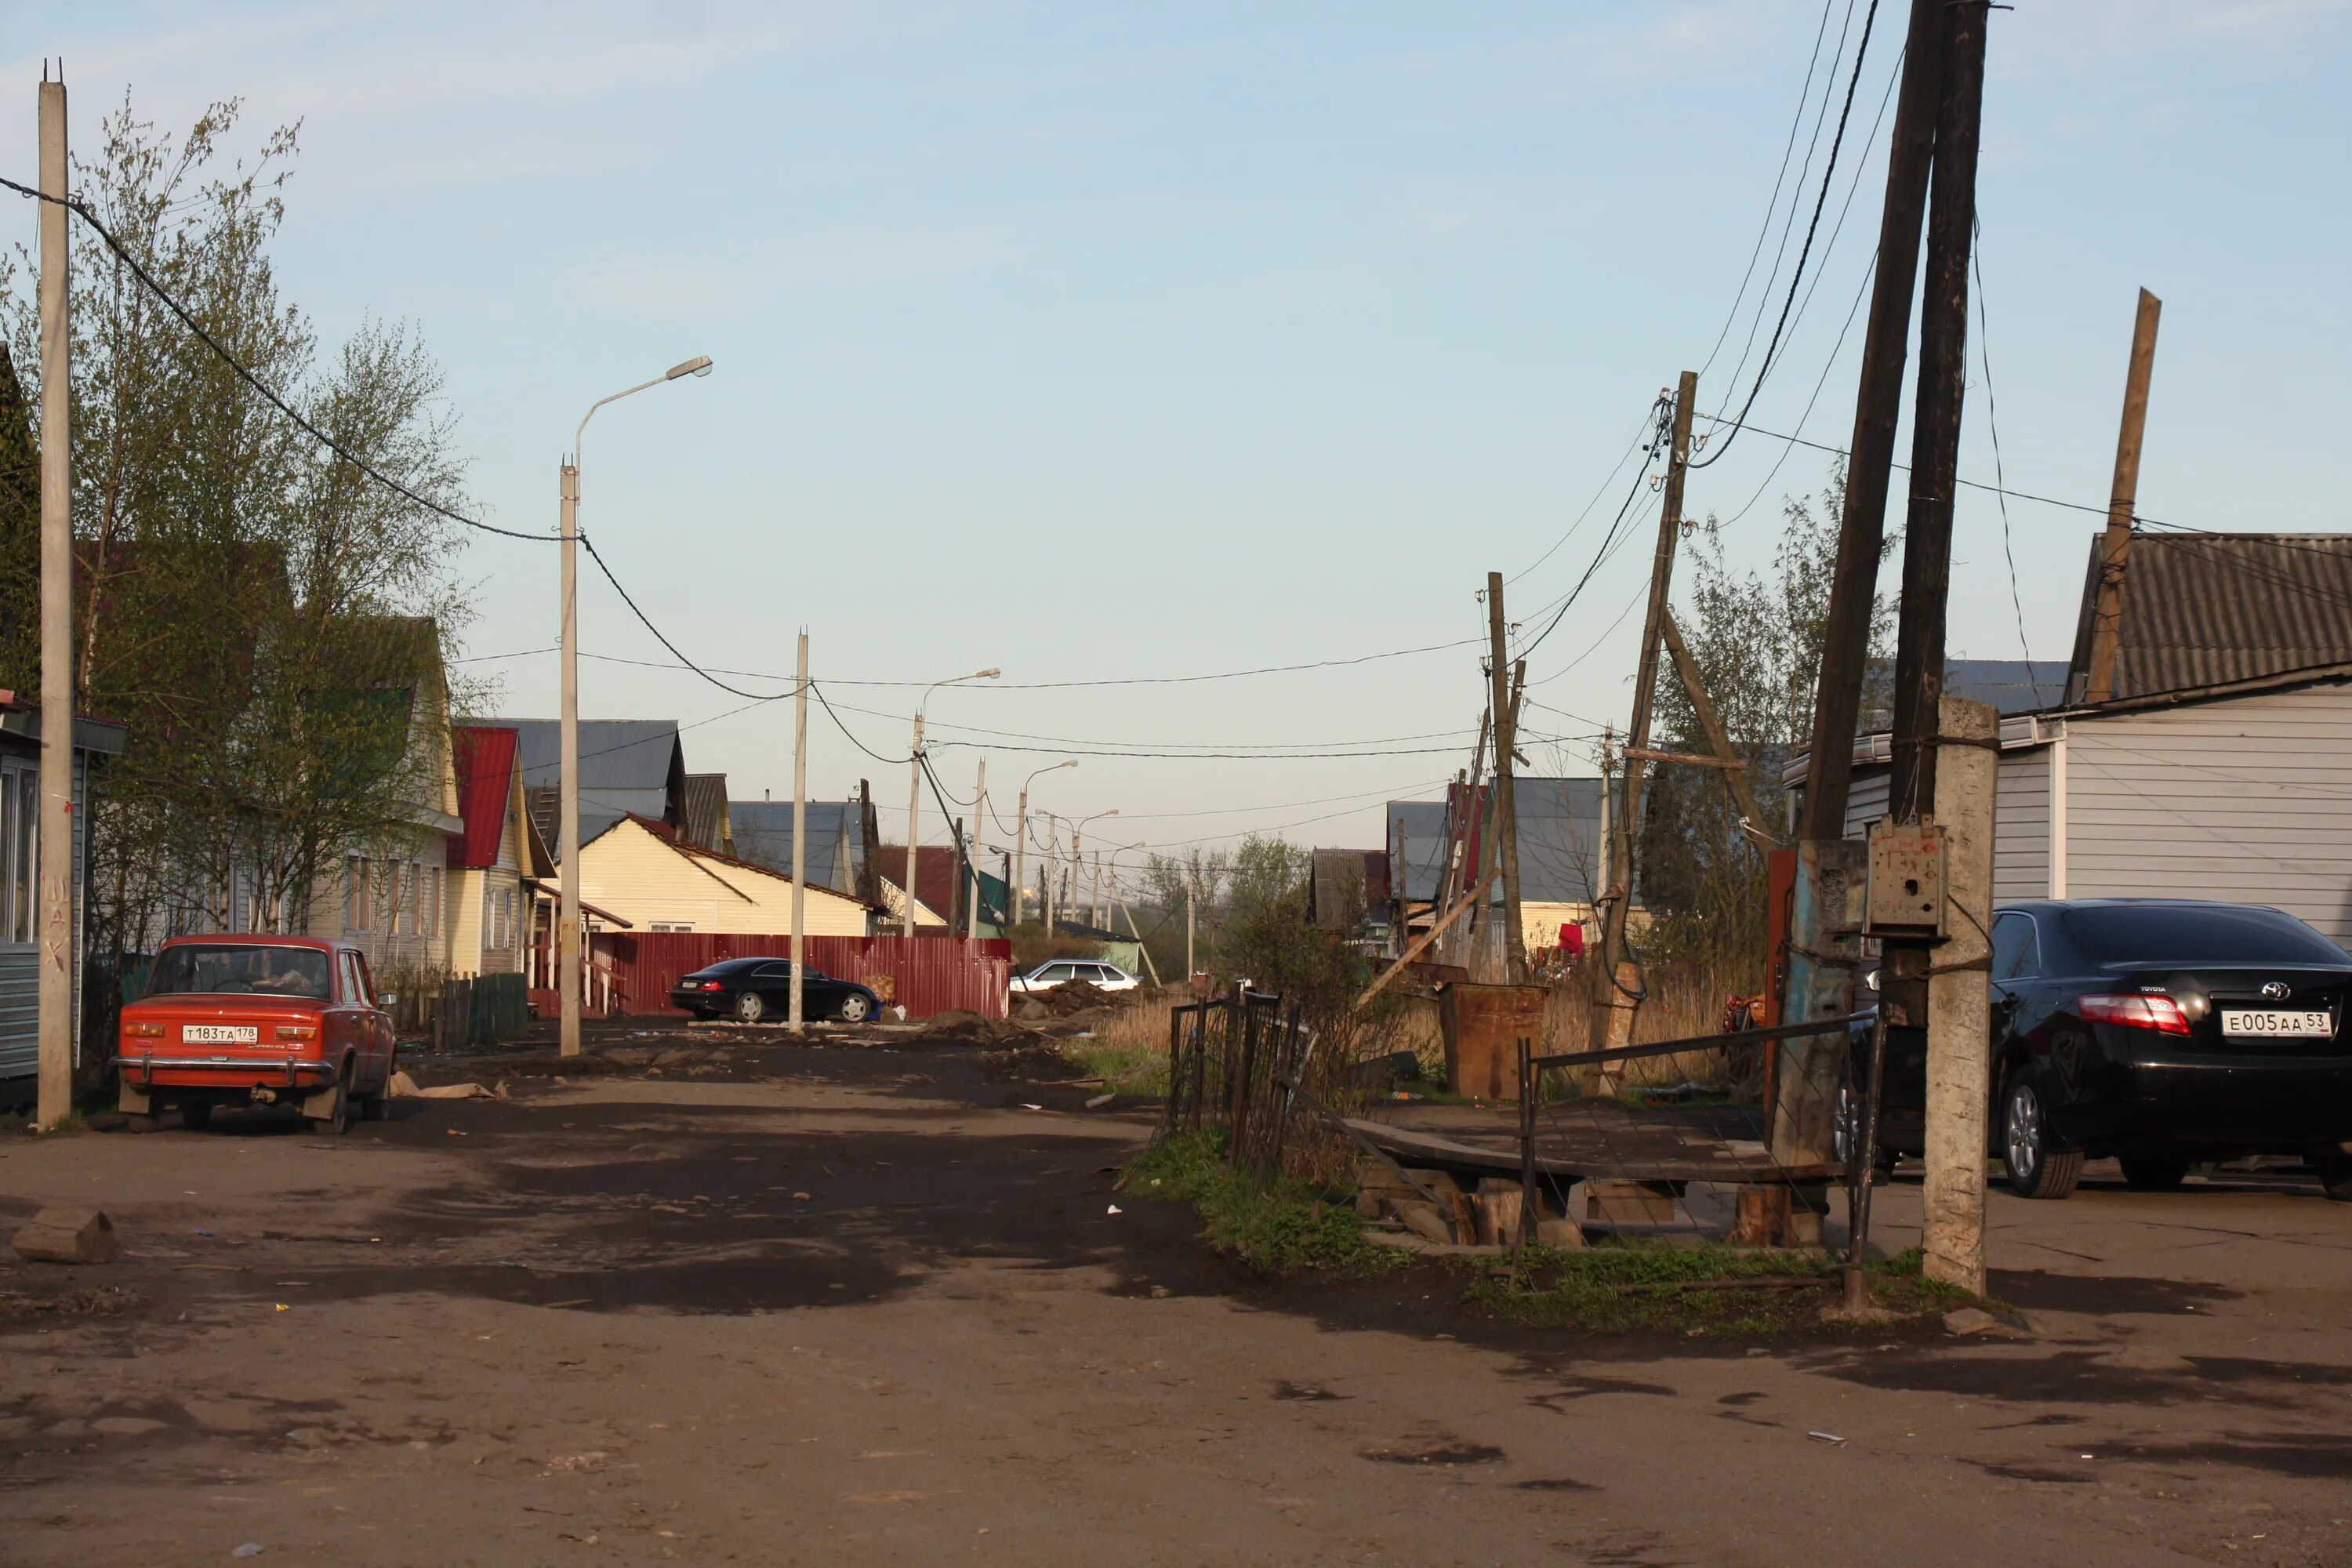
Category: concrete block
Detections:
[{"x1": 13, "y1": 1207, "x2": 122, "y2": 1265}]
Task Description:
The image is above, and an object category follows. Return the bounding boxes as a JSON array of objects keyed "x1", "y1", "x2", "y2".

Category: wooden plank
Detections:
[
  {"x1": 1344, "y1": 1117, "x2": 1845, "y2": 1186},
  {"x1": 1351, "y1": 866, "x2": 1496, "y2": 1012}
]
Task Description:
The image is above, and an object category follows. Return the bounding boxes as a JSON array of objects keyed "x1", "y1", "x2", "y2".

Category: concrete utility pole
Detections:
[
  {"x1": 1597, "y1": 372, "x2": 1697, "y2": 1073},
  {"x1": 1922, "y1": 695, "x2": 1997, "y2": 1295},
  {"x1": 559, "y1": 354, "x2": 713, "y2": 1058},
  {"x1": 1072, "y1": 810, "x2": 1116, "y2": 932},
  {"x1": 1043, "y1": 816, "x2": 1058, "y2": 935},
  {"x1": 1799, "y1": 0, "x2": 1949, "y2": 840},
  {"x1": 1887, "y1": 0, "x2": 1991, "y2": 826},
  {"x1": 906, "y1": 669, "x2": 999, "y2": 937},
  {"x1": 1484, "y1": 574, "x2": 1526, "y2": 982},
  {"x1": 1185, "y1": 872, "x2": 1196, "y2": 985},
  {"x1": 35, "y1": 72, "x2": 71, "y2": 1128},
  {"x1": 2082, "y1": 289, "x2": 2163, "y2": 706},
  {"x1": 789, "y1": 631, "x2": 809, "y2": 1030}
]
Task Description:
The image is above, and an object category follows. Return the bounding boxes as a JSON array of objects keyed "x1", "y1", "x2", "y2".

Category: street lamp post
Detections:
[
  {"x1": 560, "y1": 355, "x2": 713, "y2": 1058},
  {"x1": 1013, "y1": 760, "x2": 1075, "y2": 927},
  {"x1": 1071, "y1": 808, "x2": 1119, "y2": 932},
  {"x1": 904, "y1": 669, "x2": 999, "y2": 938}
]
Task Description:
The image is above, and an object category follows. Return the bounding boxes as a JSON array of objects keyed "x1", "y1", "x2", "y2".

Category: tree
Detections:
[
  {"x1": 1636, "y1": 464, "x2": 1896, "y2": 973},
  {"x1": 0, "y1": 95, "x2": 477, "y2": 993}
]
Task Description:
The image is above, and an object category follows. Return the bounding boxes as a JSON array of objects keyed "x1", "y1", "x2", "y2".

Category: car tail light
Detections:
[
  {"x1": 125, "y1": 1022, "x2": 164, "y2": 1039},
  {"x1": 699, "y1": 980, "x2": 724, "y2": 991},
  {"x1": 2079, "y1": 993, "x2": 2191, "y2": 1036},
  {"x1": 275, "y1": 1025, "x2": 318, "y2": 1042}
]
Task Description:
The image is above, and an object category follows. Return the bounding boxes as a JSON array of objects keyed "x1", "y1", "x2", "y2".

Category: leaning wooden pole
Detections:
[{"x1": 2081, "y1": 289, "x2": 2163, "y2": 706}]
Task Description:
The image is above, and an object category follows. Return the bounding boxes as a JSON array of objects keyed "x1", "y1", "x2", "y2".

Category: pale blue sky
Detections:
[{"x1": 10, "y1": 2, "x2": 2350, "y2": 873}]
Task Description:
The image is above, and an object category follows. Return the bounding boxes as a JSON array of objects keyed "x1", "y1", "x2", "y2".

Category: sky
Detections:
[{"x1": 7, "y1": 1, "x2": 2350, "y2": 891}]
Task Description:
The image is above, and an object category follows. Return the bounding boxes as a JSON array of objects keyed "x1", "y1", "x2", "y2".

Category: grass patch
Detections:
[
  {"x1": 1465, "y1": 1239, "x2": 1981, "y2": 1336},
  {"x1": 1068, "y1": 1041, "x2": 1169, "y2": 1096},
  {"x1": 1120, "y1": 1130, "x2": 1406, "y2": 1279}
]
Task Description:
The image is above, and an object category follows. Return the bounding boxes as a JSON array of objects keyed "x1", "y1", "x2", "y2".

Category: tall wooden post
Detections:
[
  {"x1": 2081, "y1": 289, "x2": 2163, "y2": 706},
  {"x1": 1485, "y1": 574, "x2": 1525, "y2": 982},
  {"x1": 36, "y1": 73, "x2": 74, "y2": 1127},
  {"x1": 1798, "y1": 0, "x2": 1949, "y2": 840},
  {"x1": 1596, "y1": 372, "x2": 1696, "y2": 1075}
]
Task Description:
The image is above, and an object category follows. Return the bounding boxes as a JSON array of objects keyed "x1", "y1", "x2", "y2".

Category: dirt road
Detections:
[{"x1": 5, "y1": 1029, "x2": 2349, "y2": 1566}]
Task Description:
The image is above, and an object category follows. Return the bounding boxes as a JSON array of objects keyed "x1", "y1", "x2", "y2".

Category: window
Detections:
[
  {"x1": 649, "y1": 921, "x2": 695, "y2": 933},
  {"x1": 1990, "y1": 915, "x2": 2039, "y2": 982},
  {"x1": 342, "y1": 951, "x2": 371, "y2": 1006},
  {"x1": 2061, "y1": 904, "x2": 2348, "y2": 967},
  {"x1": 344, "y1": 857, "x2": 372, "y2": 933},
  {"x1": 146, "y1": 943, "x2": 332, "y2": 1000},
  {"x1": 2, "y1": 764, "x2": 33, "y2": 945}
]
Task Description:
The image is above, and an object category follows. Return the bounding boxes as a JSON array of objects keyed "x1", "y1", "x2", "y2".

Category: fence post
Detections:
[
  {"x1": 1231, "y1": 997, "x2": 1263, "y2": 1163},
  {"x1": 1846, "y1": 1010, "x2": 1890, "y2": 1309},
  {"x1": 1189, "y1": 1002, "x2": 1208, "y2": 1132},
  {"x1": 1518, "y1": 1037, "x2": 1538, "y2": 1252}
]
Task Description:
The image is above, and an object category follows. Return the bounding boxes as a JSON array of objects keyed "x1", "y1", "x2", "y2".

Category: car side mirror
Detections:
[{"x1": 376, "y1": 992, "x2": 398, "y2": 1007}]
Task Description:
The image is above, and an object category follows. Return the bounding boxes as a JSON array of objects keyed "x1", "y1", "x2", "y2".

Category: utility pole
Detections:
[
  {"x1": 2081, "y1": 289, "x2": 2163, "y2": 705},
  {"x1": 1922, "y1": 694, "x2": 1998, "y2": 1295},
  {"x1": 789, "y1": 631, "x2": 808, "y2": 1030},
  {"x1": 1887, "y1": 0, "x2": 1991, "y2": 826},
  {"x1": 1660, "y1": 611, "x2": 1770, "y2": 839},
  {"x1": 902, "y1": 713, "x2": 925, "y2": 938},
  {"x1": 558, "y1": 522, "x2": 583, "y2": 1051},
  {"x1": 1799, "y1": 0, "x2": 1950, "y2": 839},
  {"x1": 1044, "y1": 817, "x2": 1058, "y2": 935},
  {"x1": 35, "y1": 71, "x2": 72, "y2": 1127},
  {"x1": 1597, "y1": 371, "x2": 1697, "y2": 1068},
  {"x1": 1484, "y1": 574, "x2": 1526, "y2": 982},
  {"x1": 968, "y1": 757, "x2": 986, "y2": 937},
  {"x1": 1185, "y1": 871, "x2": 1196, "y2": 984}
]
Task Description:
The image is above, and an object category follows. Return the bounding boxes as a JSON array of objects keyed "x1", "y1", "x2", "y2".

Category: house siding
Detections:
[
  {"x1": 2063, "y1": 685, "x2": 2352, "y2": 945},
  {"x1": 579, "y1": 818, "x2": 869, "y2": 937},
  {"x1": 1, "y1": 741, "x2": 92, "y2": 1085},
  {"x1": 1994, "y1": 747, "x2": 2051, "y2": 904}
]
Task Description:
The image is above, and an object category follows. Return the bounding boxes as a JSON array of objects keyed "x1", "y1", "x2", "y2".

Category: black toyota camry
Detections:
[
  {"x1": 1842, "y1": 898, "x2": 2352, "y2": 1201},
  {"x1": 670, "y1": 958, "x2": 880, "y2": 1023}
]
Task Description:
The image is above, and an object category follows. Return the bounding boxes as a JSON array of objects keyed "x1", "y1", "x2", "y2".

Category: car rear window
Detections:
[
  {"x1": 145, "y1": 945, "x2": 333, "y2": 1000},
  {"x1": 2061, "y1": 905, "x2": 2347, "y2": 967}
]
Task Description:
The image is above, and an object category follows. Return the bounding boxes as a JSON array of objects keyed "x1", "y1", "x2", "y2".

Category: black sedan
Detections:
[
  {"x1": 1842, "y1": 898, "x2": 2352, "y2": 1202},
  {"x1": 671, "y1": 958, "x2": 880, "y2": 1023}
]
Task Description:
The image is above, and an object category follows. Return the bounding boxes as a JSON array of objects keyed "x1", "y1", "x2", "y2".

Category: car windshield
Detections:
[
  {"x1": 145, "y1": 944, "x2": 333, "y2": 1000},
  {"x1": 2062, "y1": 905, "x2": 2348, "y2": 967}
]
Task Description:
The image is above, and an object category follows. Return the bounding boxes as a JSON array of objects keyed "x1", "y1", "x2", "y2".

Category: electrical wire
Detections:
[
  {"x1": 1507, "y1": 398, "x2": 1668, "y2": 586},
  {"x1": 1692, "y1": 0, "x2": 1883, "y2": 470},
  {"x1": 1970, "y1": 224, "x2": 2050, "y2": 706}
]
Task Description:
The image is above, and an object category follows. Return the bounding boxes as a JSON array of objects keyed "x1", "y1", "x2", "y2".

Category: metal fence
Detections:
[
  {"x1": 429, "y1": 972, "x2": 531, "y2": 1051},
  {"x1": 580, "y1": 931, "x2": 1014, "y2": 1021},
  {"x1": 1163, "y1": 988, "x2": 1311, "y2": 1173}
]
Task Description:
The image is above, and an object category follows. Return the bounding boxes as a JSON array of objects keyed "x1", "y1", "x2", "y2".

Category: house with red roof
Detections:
[{"x1": 446, "y1": 724, "x2": 554, "y2": 977}]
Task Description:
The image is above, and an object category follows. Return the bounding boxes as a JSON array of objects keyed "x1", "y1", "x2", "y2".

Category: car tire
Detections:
[
  {"x1": 837, "y1": 993, "x2": 872, "y2": 1023},
  {"x1": 181, "y1": 1102, "x2": 213, "y2": 1131},
  {"x1": 2119, "y1": 1156, "x2": 2190, "y2": 1191},
  {"x1": 309, "y1": 1062, "x2": 352, "y2": 1137},
  {"x1": 2002, "y1": 1066, "x2": 2083, "y2": 1200},
  {"x1": 736, "y1": 991, "x2": 766, "y2": 1024},
  {"x1": 2316, "y1": 1152, "x2": 2352, "y2": 1203},
  {"x1": 359, "y1": 1078, "x2": 390, "y2": 1123}
]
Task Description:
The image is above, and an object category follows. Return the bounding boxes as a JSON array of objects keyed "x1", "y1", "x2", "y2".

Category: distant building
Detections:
[
  {"x1": 730, "y1": 799, "x2": 866, "y2": 894},
  {"x1": 499, "y1": 718, "x2": 687, "y2": 855}
]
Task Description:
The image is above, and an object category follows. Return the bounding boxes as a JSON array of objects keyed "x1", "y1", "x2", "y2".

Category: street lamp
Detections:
[
  {"x1": 1013, "y1": 760, "x2": 1075, "y2": 927},
  {"x1": 905, "y1": 668, "x2": 1000, "y2": 938},
  {"x1": 1072, "y1": 808, "x2": 1120, "y2": 932},
  {"x1": 558, "y1": 355, "x2": 714, "y2": 1058}
]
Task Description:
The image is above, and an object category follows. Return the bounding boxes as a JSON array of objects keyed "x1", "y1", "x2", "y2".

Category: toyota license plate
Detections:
[
  {"x1": 183, "y1": 1024, "x2": 258, "y2": 1044},
  {"x1": 2219, "y1": 1009, "x2": 2332, "y2": 1039}
]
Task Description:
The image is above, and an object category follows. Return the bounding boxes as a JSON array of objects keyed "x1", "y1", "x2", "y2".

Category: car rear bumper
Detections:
[
  {"x1": 2063, "y1": 1048, "x2": 2352, "y2": 1155},
  {"x1": 112, "y1": 1054, "x2": 335, "y2": 1091}
]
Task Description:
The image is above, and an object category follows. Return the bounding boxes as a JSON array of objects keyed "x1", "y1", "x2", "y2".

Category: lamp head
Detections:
[
  {"x1": 666, "y1": 355, "x2": 715, "y2": 380},
  {"x1": 975, "y1": 667, "x2": 1001, "y2": 680}
]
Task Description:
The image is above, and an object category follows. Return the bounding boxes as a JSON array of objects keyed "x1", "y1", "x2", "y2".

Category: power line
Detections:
[
  {"x1": 1692, "y1": 0, "x2": 1883, "y2": 471},
  {"x1": 1508, "y1": 397, "x2": 1669, "y2": 586},
  {"x1": 0, "y1": 174, "x2": 558, "y2": 545},
  {"x1": 1970, "y1": 224, "x2": 2051, "y2": 706},
  {"x1": 558, "y1": 640, "x2": 1486, "y2": 693}
]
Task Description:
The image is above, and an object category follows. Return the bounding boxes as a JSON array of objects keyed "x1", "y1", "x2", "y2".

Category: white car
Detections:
[{"x1": 1011, "y1": 960, "x2": 1142, "y2": 996}]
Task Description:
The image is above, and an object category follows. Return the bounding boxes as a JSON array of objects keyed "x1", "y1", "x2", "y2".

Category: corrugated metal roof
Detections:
[
  {"x1": 2065, "y1": 533, "x2": 2352, "y2": 701},
  {"x1": 679, "y1": 773, "x2": 731, "y2": 854},
  {"x1": 447, "y1": 725, "x2": 519, "y2": 870},
  {"x1": 730, "y1": 800, "x2": 863, "y2": 892}
]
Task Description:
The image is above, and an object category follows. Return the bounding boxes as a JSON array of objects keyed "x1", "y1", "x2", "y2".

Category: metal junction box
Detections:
[{"x1": 1863, "y1": 821, "x2": 1947, "y2": 938}]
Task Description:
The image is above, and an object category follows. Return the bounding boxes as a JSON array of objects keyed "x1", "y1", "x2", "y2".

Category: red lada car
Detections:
[{"x1": 114, "y1": 936, "x2": 399, "y2": 1134}]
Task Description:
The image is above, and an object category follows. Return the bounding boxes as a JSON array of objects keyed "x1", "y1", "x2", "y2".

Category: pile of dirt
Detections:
[
  {"x1": 1030, "y1": 978, "x2": 1119, "y2": 1017},
  {"x1": 978, "y1": 1041, "x2": 1091, "y2": 1083},
  {"x1": 912, "y1": 1011, "x2": 1033, "y2": 1047}
]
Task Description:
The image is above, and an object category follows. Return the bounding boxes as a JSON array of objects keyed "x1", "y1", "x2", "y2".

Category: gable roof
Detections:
[
  {"x1": 448, "y1": 724, "x2": 520, "y2": 869},
  {"x1": 614, "y1": 812, "x2": 885, "y2": 910},
  {"x1": 498, "y1": 718, "x2": 685, "y2": 852},
  {"x1": 680, "y1": 773, "x2": 731, "y2": 855},
  {"x1": 2064, "y1": 532, "x2": 2352, "y2": 702},
  {"x1": 730, "y1": 799, "x2": 863, "y2": 891}
]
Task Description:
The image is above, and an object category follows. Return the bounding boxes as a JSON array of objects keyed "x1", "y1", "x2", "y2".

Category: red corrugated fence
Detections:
[{"x1": 574, "y1": 931, "x2": 1011, "y2": 1020}]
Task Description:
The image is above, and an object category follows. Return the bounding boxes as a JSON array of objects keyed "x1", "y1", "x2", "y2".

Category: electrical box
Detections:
[{"x1": 1863, "y1": 821, "x2": 1947, "y2": 938}]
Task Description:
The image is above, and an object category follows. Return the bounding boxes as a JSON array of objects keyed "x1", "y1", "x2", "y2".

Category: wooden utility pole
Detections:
[
  {"x1": 2082, "y1": 289, "x2": 2163, "y2": 705},
  {"x1": 36, "y1": 72, "x2": 73, "y2": 1128},
  {"x1": 1660, "y1": 609, "x2": 1770, "y2": 840},
  {"x1": 1596, "y1": 372, "x2": 1697, "y2": 1068},
  {"x1": 1887, "y1": 0, "x2": 1991, "y2": 826},
  {"x1": 967, "y1": 757, "x2": 986, "y2": 936},
  {"x1": 1484, "y1": 573, "x2": 1526, "y2": 982},
  {"x1": 1798, "y1": 0, "x2": 1949, "y2": 840}
]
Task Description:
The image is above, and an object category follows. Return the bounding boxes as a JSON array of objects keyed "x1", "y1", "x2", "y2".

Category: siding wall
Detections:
[
  {"x1": 1993, "y1": 747, "x2": 2052, "y2": 903},
  {"x1": 1, "y1": 744, "x2": 89, "y2": 1086},
  {"x1": 1838, "y1": 771, "x2": 1892, "y2": 841},
  {"x1": 2064, "y1": 685, "x2": 2352, "y2": 946}
]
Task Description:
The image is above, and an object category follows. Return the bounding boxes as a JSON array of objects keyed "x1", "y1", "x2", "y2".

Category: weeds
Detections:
[
  {"x1": 1121, "y1": 1130, "x2": 1406, "y2": 1279},
  {"x1": 1465, "y1": 1240, "x2": 1980, "y2": 1336}
]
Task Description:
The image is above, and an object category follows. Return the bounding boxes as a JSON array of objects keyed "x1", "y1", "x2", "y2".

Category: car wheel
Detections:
[
  {"x1": 308, "y1": 1067, "x2": 351, "y2": 1137},
  {"x1": 2002, "y1": 1066, "x2": 2082, "y2": 1200},
  {"x1": 2316, "y1": 1152, "x2": 2352, "y2": 1203},
  {"x1": 180, "y1": 1102, "x2": 213, "y2": 1131},
  {"x1": 359, "y1": 1076, "x2": 390, "y2": 1122},
  {"x1": 837, "y1": 993, "x2": 872, "y2": 1023},
  {"x1": 736, "y1": 991, "x2": 766, "y2": 1024},
  {"x1": 2119, "y1": 1156, "x2": 2190, "y2": 1191},
  {"x1": 1832, "y1": 1081, "x2": 1894, "y2": 1183}
]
